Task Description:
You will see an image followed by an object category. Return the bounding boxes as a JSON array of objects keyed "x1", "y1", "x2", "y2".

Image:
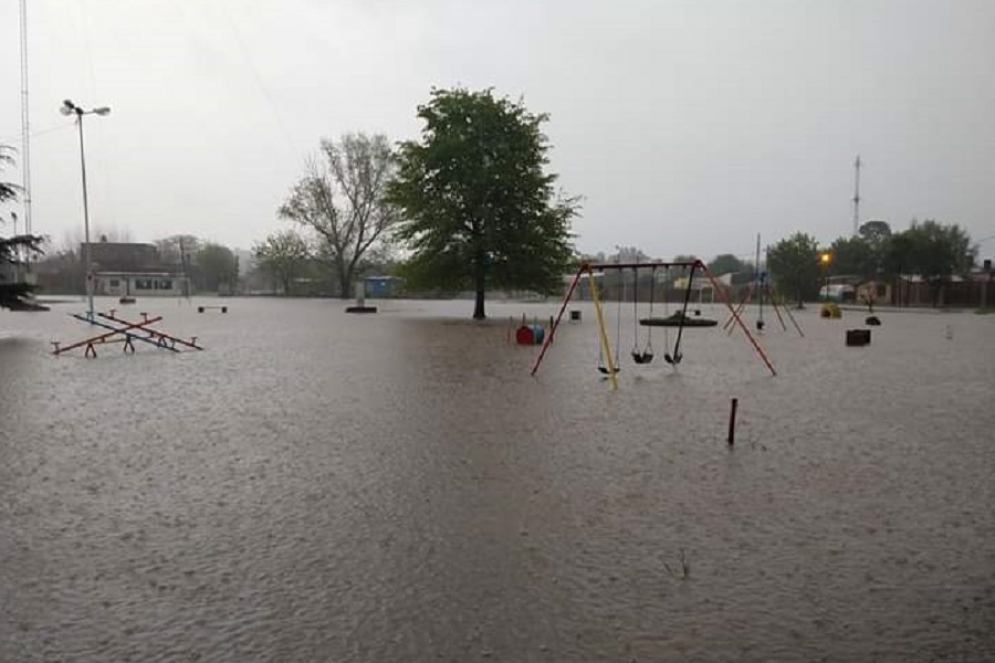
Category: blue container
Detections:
[{"x1": 530, "y1": 324, "x2": 545, "y2": 345}]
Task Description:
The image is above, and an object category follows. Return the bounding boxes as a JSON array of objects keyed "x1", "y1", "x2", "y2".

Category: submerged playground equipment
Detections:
[
  {"x1": 722, "y1": 270, "x2": 805, "y2": 337},
  {"x1": 52, "y1": 309, "x2": 204, "y2": 358},
  {"x1": 531, "y1": 259, "x2": 776, "y2": 389}
]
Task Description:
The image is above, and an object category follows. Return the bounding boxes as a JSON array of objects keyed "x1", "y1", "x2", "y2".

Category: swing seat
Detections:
[
  {"x1": 640, "y1": 313, "x2": 718, "y2": 328},
  {"x1": 597, "y1": 365, "x2": 620, "y2": 375},
  {"x1": 631, "y1": 350, "x2": 654, "y2": 364}
]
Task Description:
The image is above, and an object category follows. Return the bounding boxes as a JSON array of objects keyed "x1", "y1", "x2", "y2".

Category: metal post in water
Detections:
[{"x1": 727, "y1": 398, "x2": 739, "y2": 446}]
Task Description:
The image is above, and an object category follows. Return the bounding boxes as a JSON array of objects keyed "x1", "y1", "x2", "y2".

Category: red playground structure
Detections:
[{"x1": 52, "y1": 309, "x2": 204, "y2": 358}]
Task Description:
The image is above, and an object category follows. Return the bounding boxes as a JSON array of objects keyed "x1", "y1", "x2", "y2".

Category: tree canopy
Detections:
[
  {"x1": 195, "y1": 243, "x2": 239, "y2": 293},
  {"x1": 768, "y1": 232, "x2": 821, "y2": 305},
  {"x1": 254, "y1": 229, "x2": 311, "y2": 295},
  {"x1": 388, "y1": 87, "x2": 578, "y2": 319},
  {"x1": 766, "y1": 219, "x2": 975, "y2": 307},
  {"x1": 707, "y1": 253, "x2": 750, "y2": 277},
  {"x1": 828, "y1": 234, "x2": 877, "y2": 279}
]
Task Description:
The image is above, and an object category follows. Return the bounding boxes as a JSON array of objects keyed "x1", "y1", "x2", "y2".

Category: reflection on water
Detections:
[{"x1": 1, "y1": 298, "x2": 994, "y2": 662}]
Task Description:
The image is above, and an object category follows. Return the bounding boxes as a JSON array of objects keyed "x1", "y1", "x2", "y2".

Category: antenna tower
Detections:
[
  {"x1": 852, "y1": 155, "x2": 861, "y2": 236},
  {"x1": 20, "y1": 0, "x2": 32, "y2": 236}
]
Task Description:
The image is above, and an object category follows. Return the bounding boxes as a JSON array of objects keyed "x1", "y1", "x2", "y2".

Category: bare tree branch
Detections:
[{"x1": 280, "y1": 133, "x2": 398, "y2": 298}]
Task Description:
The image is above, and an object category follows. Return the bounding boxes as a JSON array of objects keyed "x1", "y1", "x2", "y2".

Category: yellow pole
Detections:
[{"x1": 587, "y1": 266, "x2": 618, "y2": 390}]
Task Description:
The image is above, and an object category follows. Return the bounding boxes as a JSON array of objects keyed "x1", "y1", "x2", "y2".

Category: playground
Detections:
[{"x1": 1, "y1": 297, "x2": 993, "y2": 662}]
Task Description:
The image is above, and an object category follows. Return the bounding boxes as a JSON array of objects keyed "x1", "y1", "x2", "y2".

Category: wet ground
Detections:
[{"x1": 1, "y1": 296, "x2": 993, "y2": 662}]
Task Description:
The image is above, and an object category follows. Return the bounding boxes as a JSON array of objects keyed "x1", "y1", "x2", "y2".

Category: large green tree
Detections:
[
  {"x1": 389, "y1": 88, "x2": 578, "y2": 319},
  {"x1": 859, "y1": 220, "x2": 892, "y2": 253},
  {"x1": 768, "y1": 232, "x2": 822, "y2": 306},
  {"x1": 828, "y1": 235, "x2": 877, "y2": 279},
  {"x1": 900, "y1": 219, "x2": 975, "y2": 305},
  {"x1": 280, "y1": 133, "x2": 398, "y2": 299}
]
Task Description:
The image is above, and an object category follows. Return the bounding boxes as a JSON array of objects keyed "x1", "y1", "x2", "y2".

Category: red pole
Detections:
[
  {"x1": 98, "y1": 312, "x2": 203, "y2": 349},
  {"x1": 54, "y1": 315, "x2": 164, "y2": 355},
  {"x1": 701, "y1": 262, "x2": 777, "y2": 376},
  {"x1": 531, "y1": 264, "x2": 585, "y2": 376}
]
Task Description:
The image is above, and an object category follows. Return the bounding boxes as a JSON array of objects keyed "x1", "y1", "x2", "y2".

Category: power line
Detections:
[{"x1": 218, "y1": 1, "x2": 300, "y2": 159}]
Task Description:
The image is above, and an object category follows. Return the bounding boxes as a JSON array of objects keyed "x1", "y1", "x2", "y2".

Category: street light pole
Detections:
[
  {"x1": 61, "y1": 99, "x2": 110, "y2": 318},
  {"x1": 76, "y1": 109, "x2": 93, "y2": 315},
  {"x1": 820, "y1": 252, "x2": 832, "y2": 303}
]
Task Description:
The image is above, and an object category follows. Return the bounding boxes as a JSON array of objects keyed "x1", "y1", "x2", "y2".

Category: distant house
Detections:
[
  {"x1": 81, "y1": 241, "x2": 189, "y2": 297},
  {"x1": 93, "y1": 272, "x2": 187, "y2": 298},
  {"x1": 852, "y1": 272, "x2": 993, "y2": 308},
  {"x1": 818, "y1": 283, "x2": 856, "y2": 302},
  {"x1": 854, "y1": 279, "x2": 892, "y2": 305}
]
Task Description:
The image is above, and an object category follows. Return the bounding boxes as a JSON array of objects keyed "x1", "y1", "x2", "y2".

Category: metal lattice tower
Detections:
[
  {"x1": 20, "y1": 0, "x2": 32, "y2": 236},
  {"x1": 852, "y1": 155, "x2": 861, "y2": 236}
]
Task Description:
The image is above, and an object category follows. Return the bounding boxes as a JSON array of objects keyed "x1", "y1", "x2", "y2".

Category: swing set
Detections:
[{"x1": 531, "y1": 259, "x2": 776, "y2": 389}]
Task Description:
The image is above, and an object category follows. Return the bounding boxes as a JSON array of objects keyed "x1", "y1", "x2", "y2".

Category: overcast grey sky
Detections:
[{"x1": 2, "y1": 0, "x2": 993, "y2": 261}]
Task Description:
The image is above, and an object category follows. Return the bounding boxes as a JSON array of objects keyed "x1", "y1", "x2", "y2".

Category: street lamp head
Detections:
[
  {"x1": 60, "y1": 100, "x2": 76, "y2": 116},
  {"x1": 820, "y1": 252, "x2": 832, "y2": 265},
  {"x1": 94, "y1": 107, "x2": 111, "y2": 116}
]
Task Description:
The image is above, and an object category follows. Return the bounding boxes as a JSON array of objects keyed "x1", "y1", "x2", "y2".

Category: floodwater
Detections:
[{"x1": 1, "y1": 296, "x2": 993, "y2": 662}]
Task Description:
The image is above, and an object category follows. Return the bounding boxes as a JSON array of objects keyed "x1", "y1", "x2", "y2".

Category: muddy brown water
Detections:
[{"x1": 1, "y1": 297, "x2": 993, "y2": 662}]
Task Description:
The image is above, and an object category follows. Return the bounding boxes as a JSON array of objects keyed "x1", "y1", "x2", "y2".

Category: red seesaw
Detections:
[{"x1": 53, "y1": 309, "x2": 203, "y2": 358}]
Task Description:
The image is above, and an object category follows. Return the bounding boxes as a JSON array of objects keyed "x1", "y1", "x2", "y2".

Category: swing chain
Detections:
[{"x1": 631, "y1": 265, "x2": 655, "y2": 365}]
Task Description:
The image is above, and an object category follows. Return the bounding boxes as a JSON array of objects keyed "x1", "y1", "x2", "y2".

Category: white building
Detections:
[{"x1": 94, "y1": 271, "x2": 190, "y2": 297}]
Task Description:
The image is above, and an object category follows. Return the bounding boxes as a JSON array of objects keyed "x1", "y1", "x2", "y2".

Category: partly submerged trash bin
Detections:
[{"x1": 846, "y1": 329, "x2": 871, "y2": 347}]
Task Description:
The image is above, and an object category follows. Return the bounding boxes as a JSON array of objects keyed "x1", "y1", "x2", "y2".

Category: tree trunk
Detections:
[
  {"x1": 473, "y1": 288, "x2": 485, "y2": 319},
  {"x1": 473, "y1": 258, "x2": 486, "y2": 319},
  {"x1": 337, "y1": 258, "x2": 350, "y2": 299}
]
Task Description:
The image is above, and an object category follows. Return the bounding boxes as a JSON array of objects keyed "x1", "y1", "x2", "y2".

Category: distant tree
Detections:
[
  {"x1": 0, "y1": 146, "x2": 16, "y2": 205},
  {"x1": 280, "y1": 133, "x2": 398, "y2": 299},
  {"x1": 1, "y1": 145, "x2": 43, "y2": 310},
  {"x1": 905, "y1": 220, "x2": 975, "y2": 278},
  {"x1": 902, "y1": 219, "x2": 975, "y2": 305},
  {"x1": 662, "y1": 255, "x2": 701, "y2": 284},
  {"x1": 389, "y1": 88, "x2": 578, "y2": 319},
  {"x1": 707, "y1": 253, "x2": 748, "y2": 276},
  {"x1": 254, "y1": 230, "x2": 311, "y2": 295},
  {"x1": 0, "y1": 235, "x2": 44, "y2": 309},
  {"x1": 194, "y1": 243, "x2": 239, "y2": 293},
  {"x1": 768, "y1": 232, "x2": 821, "y2": 306},
  {"x1": 858, "y1": 220, "x2": 892, "y2": 252},
  {"x1": 828, "y1": 235, "x2": 877, "y2": 279},
  {"x1": 155, "y1": 235, "x2": 200, "y2": 269},
  {"x1": 881, "y1": 231, "x2": 914, "y2": 279},
  {"x1": 31, "y1": 243, "x2": 82, "y2": 295},
  {"x1": 609, "y1": 246, "x2": 652, "y2": 264}
]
